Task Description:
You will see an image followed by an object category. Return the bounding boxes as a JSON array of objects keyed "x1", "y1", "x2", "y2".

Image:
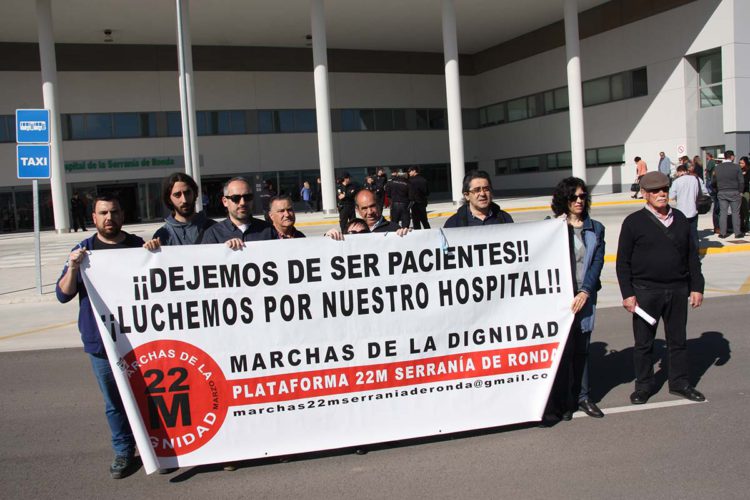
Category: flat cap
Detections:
[{"x1": 640, "y1": 171, "x2": 669, "y2": 190}]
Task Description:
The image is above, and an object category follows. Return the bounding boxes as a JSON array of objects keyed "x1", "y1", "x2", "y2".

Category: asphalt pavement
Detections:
[{"x1": 0, "y1": 192, "x2": 748, "y2": 498}]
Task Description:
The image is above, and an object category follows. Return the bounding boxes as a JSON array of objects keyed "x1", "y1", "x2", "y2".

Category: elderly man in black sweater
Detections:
[{"x1": 616, "y1": 171, "x2": 706, "y2": 405}]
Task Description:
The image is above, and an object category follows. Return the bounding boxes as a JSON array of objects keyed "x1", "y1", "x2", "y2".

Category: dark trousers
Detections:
[
  {"x1": 711, "y1": 191, "x2": 720, "y2": 230},
  {"x1": 339, "y1": 204, "x2": 355, "y2": 231},
  {"x1": 72, "y1": 212, "x2": 87, "y2": 231},
  {"x1": 632, "y1": 286, "x2": 690, "y2": 393},
  {"x1": 410, "y1": 202, "x2": 430, "y2": 230},
  {"x1": 718, "y1": 191, "x2": 741, "y2": 236},
  {"x1": 390, "y1": 202, "x2": 410, "y2": 228},
  {"x1": 546, "y1": 320, "x2": 592, "y2": 417}
]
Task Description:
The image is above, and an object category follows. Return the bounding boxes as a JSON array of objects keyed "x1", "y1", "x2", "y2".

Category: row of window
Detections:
[
  {"x1": 0, "y1": 67, "x2": 647, "y2": 143},
  {"x1": 479, "y1": 68, "x2": 648, "y2": 128},
  {"x1": 494, "y1": 145, "x2": 625, "y2": 175}
]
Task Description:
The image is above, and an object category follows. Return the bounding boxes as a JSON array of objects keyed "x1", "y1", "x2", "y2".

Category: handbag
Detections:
[
  {"x1": 694, "y1": 176, "x2": 712, "y2": 215},
  {"x1": 630, "y1": 182, "x2": 640, "y2": 193}
]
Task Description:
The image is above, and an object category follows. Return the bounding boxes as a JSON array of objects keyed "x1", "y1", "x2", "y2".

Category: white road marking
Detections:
[{"x1": 573, "y1": 398, "x2": 704, "y2": 418}]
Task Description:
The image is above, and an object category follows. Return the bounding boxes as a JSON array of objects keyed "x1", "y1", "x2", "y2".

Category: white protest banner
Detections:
[{"x1": 81, "y1": 219, "x2": 574, "y2": 473}]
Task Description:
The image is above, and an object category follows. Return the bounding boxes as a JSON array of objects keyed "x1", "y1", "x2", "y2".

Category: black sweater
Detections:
[{"x1": 616, "y1": 208, "x2": 704, "y2": 298}]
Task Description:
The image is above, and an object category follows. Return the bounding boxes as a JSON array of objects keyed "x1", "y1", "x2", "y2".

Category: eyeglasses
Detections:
[
  {"x1": 467, "y1": 186, "x2": 492, "y2": 195},
  {"x1": 567, "y1": 193, "x2": 588, "y2": 202},
  {"x1": 645, "y1": 187, "x2": 668, "y2": 194},
  {"x1": 224, "y1": 194, "x2": 253, "y2": 203}
]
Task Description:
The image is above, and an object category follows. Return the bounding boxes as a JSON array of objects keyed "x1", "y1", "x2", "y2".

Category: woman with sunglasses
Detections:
[{"x1": 544, "y1": 177, "x2": 606, "y2": 423}]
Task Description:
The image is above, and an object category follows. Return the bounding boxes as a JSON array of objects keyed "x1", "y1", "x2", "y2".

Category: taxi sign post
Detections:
[{"x1": 16, "y1": 109, "x2": 51, "y2": 295}]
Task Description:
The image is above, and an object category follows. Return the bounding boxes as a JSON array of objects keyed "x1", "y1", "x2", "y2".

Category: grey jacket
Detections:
[
  {"x1": 714, "y1": 161, "x2": 743, "y2": 193},
  {"x1": 153, "y1": 212, "x2": 216, "y2": 245}
]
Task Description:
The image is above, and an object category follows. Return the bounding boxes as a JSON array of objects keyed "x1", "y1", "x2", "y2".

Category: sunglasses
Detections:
[
  {"x1": 224, "y1": 194, "x2": 253, "y2": 203},
  {"x1": 645, "y1": 187, "x2": 668, "y2": 194},
  {"x1": 567, "y1": 193, "x2": 588, "y2": 202}
]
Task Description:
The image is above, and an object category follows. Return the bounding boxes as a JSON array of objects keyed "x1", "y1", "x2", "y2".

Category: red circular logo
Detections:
[{"x1": 122, "y1": 341, "x2": 228, "y2": 457}]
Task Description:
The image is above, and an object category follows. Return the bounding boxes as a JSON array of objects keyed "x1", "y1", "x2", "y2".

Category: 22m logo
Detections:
[{"x1": 144, "y1": 367, "x2": 191, "y2": 428}]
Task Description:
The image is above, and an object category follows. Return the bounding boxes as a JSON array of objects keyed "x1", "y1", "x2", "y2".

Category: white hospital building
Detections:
[{"x1": 0, "y1": 0, "x2": 747, "y2": 231}]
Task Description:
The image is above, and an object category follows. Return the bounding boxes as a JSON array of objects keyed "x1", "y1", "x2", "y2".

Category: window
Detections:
[
  {"x1": 485, "y1": 103, "x2": 505, "y2": 125},
  {"x1": 518, "y1": 155, "x2": 541, "y2": 172},
  {"x1": 393, "y1": 109, "x2": 407, "y2": 130},
  {"x1": 586, "y1": 145, "x2": 625, "y2": 166},
  {"x1": 167, "y1": 112, "x2": 183, "y2": 136},
  {"x1": 216, "y1": 110, "x2": 247, "y2": 135},
  {"x1": 277, "y1": 110, "x2": 295, "y2": 133},
  {"x1": 632, "y1": 68, "x2": 648, "y2": 96},
  {"x1": 507, "y1": 97, "x2": 528, "y2": 122},
  {"x1": 415, "y1": 109, "x2": 430, "y2": 130},
  {"x1": 0, "y1": 115, "x2": 14, "y2": 143},
  {"x1": 374, "y1": 109, "x2": 394, "y2": 131},
  {"x1": 698, "y1": 50, "x2": 722, "y2": 107},
  {"x1": 495, "y1": 159, "x2": 509, "y2": 176},
  {"x1": 294, "y1": 110, "x2": 316, "y2": 132},
  {"x1": 583, "y1": 77, "x2": 610, "y2": 106},
  {"x1": 428, "y1": 109, "x2": 446, "y2": 129},
  {"x1": 113, "y1": 113, "x2": 141, "y2": 138}
]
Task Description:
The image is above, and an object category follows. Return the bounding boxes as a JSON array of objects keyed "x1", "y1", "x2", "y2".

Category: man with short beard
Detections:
[
  {"x1": 56, "y1": 195, "x2": 156, "y2": 479},
  {"x1": 153, "y1": 172, "x2": 215, "y2": 245},
  {"x1": 443, "y1": 170, "x2": 513, "y2": 227}
]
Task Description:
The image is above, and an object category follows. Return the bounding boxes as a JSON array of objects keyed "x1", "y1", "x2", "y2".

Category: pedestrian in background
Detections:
[
  {"x1": 715, "y1": 150, "x2": 744, "y2": 239},
  {"x1": 407, "y1": 166, "x2": 430, "y2": 229},
  {"x1": 669, "y1": 164, "x2": 707, "y2": 248},
  {"x1": 386, "y1": 169, "x2": 411, "y2": 228},
  {"x1": 70, "y1": 191, "x2": 87, "y2": 232},
  {"x1": 300, "y1": 181, "x2": 314, "y2": 213},
  {"x1": 632, "y1": 156, "x2": 648, "y2": 199},
  {"x1": 739, "y1": 156, "x2": 749, "y2": 234}
]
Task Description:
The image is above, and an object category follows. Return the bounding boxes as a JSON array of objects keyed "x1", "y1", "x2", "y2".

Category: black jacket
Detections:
[
  {"x1": 202, "y1": 217, "x2": 272, "y2": 244},
  {"x1": 408, "y1": 175, "x2": 429, "y2": 204},
  {"x1": 443, "y1": 202, "x2": 513, "y2": 228},
  {"x1": 386, "y1": 177, "x2": 410, "y2": 204}
]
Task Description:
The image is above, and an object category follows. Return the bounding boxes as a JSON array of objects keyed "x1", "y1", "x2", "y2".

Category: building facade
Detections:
[{"x1": 0, "y1": 0, "x2": 747, "y2": 231}]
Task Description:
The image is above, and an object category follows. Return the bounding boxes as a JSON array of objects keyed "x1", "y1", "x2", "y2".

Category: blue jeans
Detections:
[{"x1": 88, "y1": 353, "x2": 135, "y2": 457}]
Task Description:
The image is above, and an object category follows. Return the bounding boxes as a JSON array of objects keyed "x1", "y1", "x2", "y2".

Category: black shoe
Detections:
[
  {"x1": 110, "y1": 455, "x2": 133, "y2": 479},
  {"x1": 630, "y1": 390, "x2": 650, "y2": 405},
  {"x1": 355, "y1": 448, "x2": 368, "y2": 455},
  {"x1": 562, "y1": 410, "x2": 573, "y2": 421},
  {"x1": 669, "y1": 386, "x2": 706, "y2": 402},
  {"x1": 735, "y1": 233, "x2": 746, "y2": 239},
  {"x1": 158, "y1": 468, "x2": 176, "y2": 474},
  {"x1": 718, "y1": 234, "x2": 729, "y2": 239},
  {"x1": 539, "y1": 413, "x2": 561, "y2": 427},
  {"x1": 579, "y1": 399, "x2": 604, "y2": 418}
]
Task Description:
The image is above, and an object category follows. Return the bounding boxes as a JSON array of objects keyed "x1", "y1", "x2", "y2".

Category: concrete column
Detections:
[
  {"x1": 310, "y1": 0, "x2": 337, "y2": 214},
  {"x1": 36, "y1": 0, "x2": 69, "y2": 232},
  {"x1": 564, "y1": 0, "x2": 586, "y2": 182},
  {"x1": 442, "y1": 0, "x2": 466, "y2": 204},
  {"x1": 176, "y1": 0, "x2": 202, "y2": 208}
]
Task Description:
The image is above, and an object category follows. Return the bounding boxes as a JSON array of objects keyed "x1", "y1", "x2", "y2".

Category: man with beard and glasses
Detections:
[
  {"x1": 443, "y1": 170, "x2": 513, "y2": 228},
  {"x1": 56, "y1": 194, "x2": 157, "y2": 479},
  {"x1": 152, "y1": 172, "x2": 215, "y2": 246},
  {"x1": 202, "y1": 177, "x2": 272, "y2": 249}
]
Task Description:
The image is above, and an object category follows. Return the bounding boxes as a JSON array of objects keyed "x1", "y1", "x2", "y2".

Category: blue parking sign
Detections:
[
  {"x1": 17, "y1": 144, "x2": 51, "y2": 179},
  {"x1": 16, "y1": 109, "x2": 50, "y2": 144}
]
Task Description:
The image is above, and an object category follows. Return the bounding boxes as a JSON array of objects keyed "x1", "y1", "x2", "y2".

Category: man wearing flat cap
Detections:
[{"x1": 616, "y1": 171, "x2": 706, "y2": 405}]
